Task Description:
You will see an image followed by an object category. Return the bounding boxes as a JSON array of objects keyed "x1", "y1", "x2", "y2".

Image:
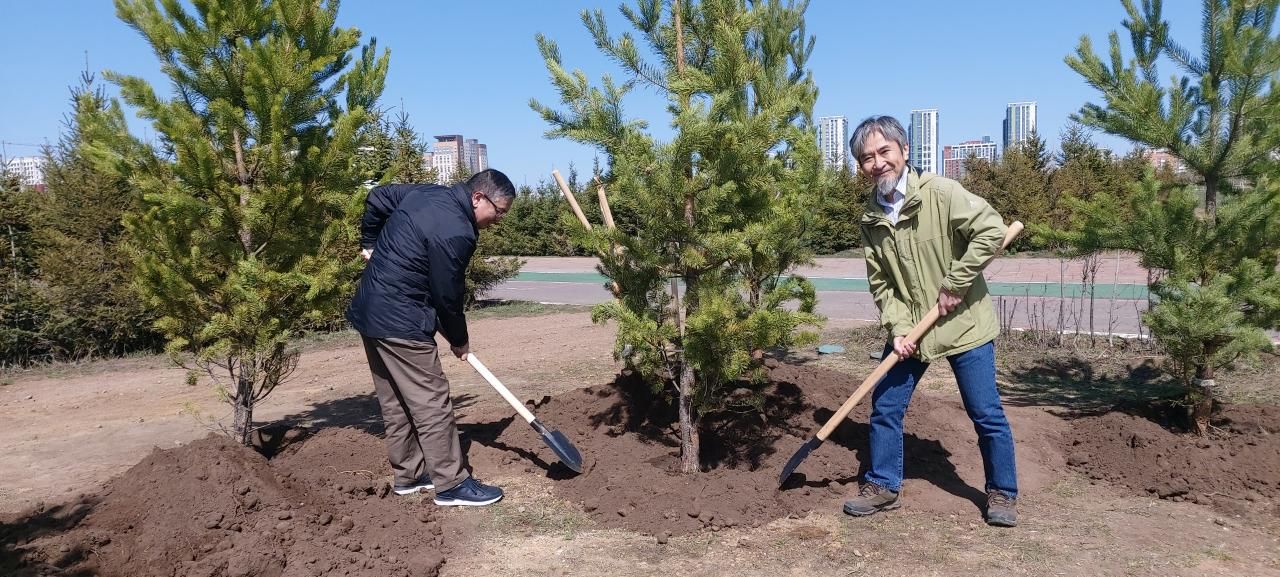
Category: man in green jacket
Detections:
[{"x1": 841, "y1": 116, "x2": 1018, "y2": 527}]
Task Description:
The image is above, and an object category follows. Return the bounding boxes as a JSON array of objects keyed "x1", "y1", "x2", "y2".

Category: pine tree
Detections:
[
  {"x1": 1058, "y1": 0, "x2": 1280, "y2": 433},
  {"x1": 1066, "y1": 0, "x2": 1280, "y2": 221},
  {"x1": 81, "y1": 0, "x2": 388, "y2": 445},
  {"x1": 533, "y1": 0, "x2": 823, "y2": 472},
  {"x1": 353, "y1": 109, "x2": 439, "y2": 186}
]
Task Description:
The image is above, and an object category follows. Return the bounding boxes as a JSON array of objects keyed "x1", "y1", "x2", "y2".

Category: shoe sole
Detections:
[
  {"x1": 843, "y1": 500, "x2": 901, "y2": 517},
  {"x1": 985, "y1": 517, "x2": 1017, "y2": 528},
  {"x1": 393, "y1": 485, "x2": 434, "y2": 495},
  {"x1": 433, "y1": 494, "x2": 503, "y2": 507}
]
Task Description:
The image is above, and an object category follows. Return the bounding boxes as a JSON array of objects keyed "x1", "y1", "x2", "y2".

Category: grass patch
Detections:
[
  {"x1": 482, "y1": 496, "x2": 593, "y2": 539},
  {"x1": 467, "y1": 300, "x2": 593, "y2": 320}
]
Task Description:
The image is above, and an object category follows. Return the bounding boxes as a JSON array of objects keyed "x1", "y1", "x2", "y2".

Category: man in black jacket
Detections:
[{"x1": 347, "y1": 169, "x2": 515, "y2": 506}]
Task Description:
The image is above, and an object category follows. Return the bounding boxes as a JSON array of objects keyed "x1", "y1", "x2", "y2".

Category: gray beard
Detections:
[{"x1": 875, "y1": 168, "x2": 902, "y2": 198}]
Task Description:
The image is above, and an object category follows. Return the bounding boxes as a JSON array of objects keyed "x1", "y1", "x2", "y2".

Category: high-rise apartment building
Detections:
[
  {"x1": 817, "y1": 115, "x2": 849, "y2": 170},
  {"x1": 909, "y1": 109, "x2": 940, "y2": 175},
  {"x1": 1003, "y1": 101, "x2": 1038, "y2": 152},
  {"x1": 432, "y1": 134, "x2": 489, "y2": 182}
]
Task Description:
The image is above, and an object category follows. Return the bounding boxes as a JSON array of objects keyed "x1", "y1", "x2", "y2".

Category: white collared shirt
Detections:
[{"x1": 876, "y1": 168, "x2": 909, "y2": 225}]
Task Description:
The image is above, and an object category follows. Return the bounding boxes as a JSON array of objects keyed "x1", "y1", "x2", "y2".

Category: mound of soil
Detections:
[
  {"x1": 1, "y1": 428, "x2": 449, "y2": 577},
  {"x1": 1063, "y1": 404, "x2": 1280, "y2": 514},
  {"x1": 466, "y1": 359, "x2": 1023, "y2": 536},
  {"x1": 12, "y1": 357, "x2": 1273, "y2": 573}
]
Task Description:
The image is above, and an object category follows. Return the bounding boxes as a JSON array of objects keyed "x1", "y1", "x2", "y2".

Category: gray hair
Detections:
[{"x1": 849, "y1": 116, "x2": 908, "y2": 160}]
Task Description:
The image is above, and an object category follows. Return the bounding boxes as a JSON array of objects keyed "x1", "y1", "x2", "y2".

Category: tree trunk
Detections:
[
  {"x1": 1190, "y1": 363, "x2": 1214, "y2": 436},
  {"x1": 7, "y1": 224, "x2": 17, "y2": 294},
  {"x1": 232, "y1": 369, "x2": 255, "y2": 446},
  {"x1": 671, "y1": 276, "x2": 700, "y2": 473},
  {"x1": 232, "y1": 128, "x2": 253, "y2": 255},
  {"x1": 1204, "y1": 178, "x2": 1217, "y2": 224},
  {"x1": 677, "y1": 363, "x2": 700, "y2": 473}
]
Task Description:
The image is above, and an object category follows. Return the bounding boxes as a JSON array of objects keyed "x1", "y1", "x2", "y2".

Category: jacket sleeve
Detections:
[
  {"x1": 360, "y1": 184, "x2": 416, "y2": 249},
  {"x1": 940, "y1": 183, "x2": 1007, "y2": 296},
  {"x1": 426, "y1": 233, "x2": 477, "y2": 348},
  {"x1": 861, "y1": 226, "x2": 914, "y2": 337}
]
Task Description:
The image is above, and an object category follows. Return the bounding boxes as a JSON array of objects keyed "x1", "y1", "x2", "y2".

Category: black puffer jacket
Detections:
[{"x1": 346, "y1": 182, "x2": 477, "y2": 347}]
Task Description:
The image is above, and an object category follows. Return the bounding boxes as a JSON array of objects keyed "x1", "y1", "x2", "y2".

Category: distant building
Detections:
[
  {"x1": 943, "y1": 137, "x2": 998, "y2": 180},
  {"x1": 432, "y1": 135, "x2": 464, "y2": 182},
  {"x1": 1143, "y1": 148, "x2": 1189, "y2": 175},
  {"x1": 4, "y1": 156, "x2": 46, "y2": 188},
  {"x1": 909, "y1": 108, "x2": 940, "y2": 175},
  {"x1": 1003, "y1": 101, "x2": 1037, "y2": 151},
  {"x1": 817, "y1": 115, "x2": 849, "y2": 170},
  {"x1": 432, "y1": 134, "x2": 489, "y2": 182}
]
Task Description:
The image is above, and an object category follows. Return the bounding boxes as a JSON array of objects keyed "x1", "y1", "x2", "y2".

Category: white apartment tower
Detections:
[
  {"x1": 3, "y1": 156, "x2": 46, "y2": 188},
  {"x1": 817, "y1": 115, "x2": 849, "y2": 170},
  {"x1": 909, "y1": 108, "x2": 940, "y2": 175}
]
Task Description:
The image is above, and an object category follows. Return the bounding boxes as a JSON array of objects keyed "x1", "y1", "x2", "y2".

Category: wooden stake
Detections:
[
  {"x1": 552, "y1": 169, "x2": 592, "y2": 231},
  {"x1": 595, "y1": 178, "x2": 616, "y2": 230}
]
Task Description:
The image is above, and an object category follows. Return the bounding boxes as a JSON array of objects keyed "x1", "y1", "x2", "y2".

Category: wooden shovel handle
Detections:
[
  {"x1": 815, "y1": 221, "x2": 1023, "y2": 441},
  {"x1": 467, "y1": 354, "x2": 537, "y2": 424}
]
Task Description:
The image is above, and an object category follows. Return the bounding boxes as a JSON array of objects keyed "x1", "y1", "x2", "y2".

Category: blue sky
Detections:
[{"x1": 1, "y1": 1, "x2": 1203, "y2": 187}]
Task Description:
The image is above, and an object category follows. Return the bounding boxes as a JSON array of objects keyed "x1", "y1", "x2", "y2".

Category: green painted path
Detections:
[{"x1": 513, "y1": 271, "x2": 1149, "y2": 299}]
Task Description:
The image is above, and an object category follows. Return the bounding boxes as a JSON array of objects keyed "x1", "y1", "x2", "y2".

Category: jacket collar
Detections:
[{"x1": 449, "y1": 182, "x2": 479, "y2": 232}]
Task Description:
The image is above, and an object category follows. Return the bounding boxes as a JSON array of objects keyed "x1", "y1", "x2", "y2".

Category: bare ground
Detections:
[{"x1": 2, "y1": 307, "x2": 1277, "y2": 577}]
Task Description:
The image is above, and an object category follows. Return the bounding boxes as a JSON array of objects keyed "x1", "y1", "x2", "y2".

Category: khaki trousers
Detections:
[{"x1": 361, "y1": 336, "x2": 469, "y2": 491}]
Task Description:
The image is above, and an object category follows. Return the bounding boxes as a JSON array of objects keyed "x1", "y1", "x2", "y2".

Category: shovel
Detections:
[
  {"x1": 466, "y1": 354, "x2": 584, "y2": 474},
  {"x1": 778, "y1": 221, "x2": 1023, "y2": 488}
]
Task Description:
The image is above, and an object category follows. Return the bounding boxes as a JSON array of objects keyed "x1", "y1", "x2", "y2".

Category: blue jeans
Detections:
[{"x1": 864, "y1": 340, "x2": 1018, "y2": 497}]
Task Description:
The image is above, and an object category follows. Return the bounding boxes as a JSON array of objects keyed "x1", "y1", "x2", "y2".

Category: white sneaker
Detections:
[{"x1": 392, "y1": 477, "x2": 435, "y2": 495}]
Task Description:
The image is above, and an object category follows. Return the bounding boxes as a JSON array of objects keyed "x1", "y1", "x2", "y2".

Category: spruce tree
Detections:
[
  {"x1": 533, "y1": 0, "x2": 823, "y2": 472},
  {"x1": 81, "y1": 0, "x2": 388, "y2": 445},
  {"x1": 0, "y1": 163, "x2": 45, "y2": 365},
  {"x1": 962, "y1": 137, "x2": 1052, "y2": 249},
  {"x1": 1058, "y1": 0, "x2": 1280, "y2": 432},
  {"x1": 36, "y1": 70, "x2": 161, "y2": 359}
]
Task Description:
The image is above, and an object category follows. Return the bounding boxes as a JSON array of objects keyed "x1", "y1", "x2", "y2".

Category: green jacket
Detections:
[{"x1": 860, "y1": 168, "x2": 1007, "y2": 361}]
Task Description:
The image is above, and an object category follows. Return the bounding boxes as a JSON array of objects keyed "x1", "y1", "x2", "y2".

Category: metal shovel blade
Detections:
[
  {"x1": 531, "y1": 419, "x2": 584, "y2": 473},
  {"x1": 778, "y1": 436, "x2": 824, "y2": 488}
]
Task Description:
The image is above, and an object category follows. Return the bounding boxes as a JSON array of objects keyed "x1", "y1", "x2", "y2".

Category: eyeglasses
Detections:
[{"x1": 480, "y1": 195, "x2": 509, "y2": 218}]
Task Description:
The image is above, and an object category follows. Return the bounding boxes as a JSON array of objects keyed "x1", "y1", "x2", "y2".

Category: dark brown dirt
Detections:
[
  {"x1": 5, "y1": 358, "x2": 1278, "y2": 575},
  {"x1": 1, "y1": 428, "x2": 449, "y2": 577},
  {"x1": 1062, "y1": 404, "x2": 1280, "y2": 514},
  {"x1": 464, "y1": 359, "x2": 1019, "y2": 536}
]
